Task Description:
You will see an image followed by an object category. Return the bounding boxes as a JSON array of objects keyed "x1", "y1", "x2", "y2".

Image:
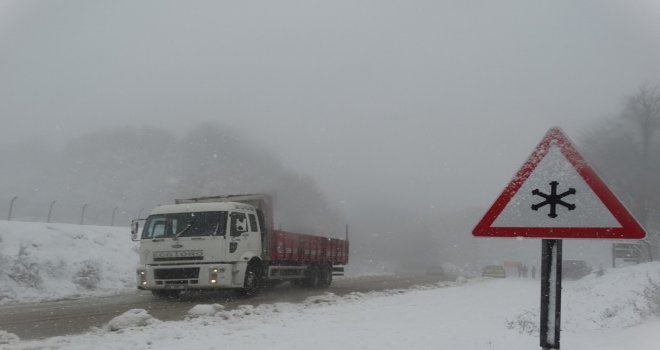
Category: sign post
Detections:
[
  {"x1": 539, "y1": 239, "x2": 562, "y2": 349},
  {"x1": 473, "y1": 127, "x2": 646, "y2": 349}
]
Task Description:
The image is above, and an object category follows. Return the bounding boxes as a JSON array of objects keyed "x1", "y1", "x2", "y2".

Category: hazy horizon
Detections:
[{"x1": 2, "y1": 1, "x2": 659, "y2": 268}]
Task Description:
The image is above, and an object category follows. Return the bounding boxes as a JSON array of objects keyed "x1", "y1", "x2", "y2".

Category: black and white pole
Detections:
[{"x1": 540, "y1": 239, "x2": 562, "y2": 350}]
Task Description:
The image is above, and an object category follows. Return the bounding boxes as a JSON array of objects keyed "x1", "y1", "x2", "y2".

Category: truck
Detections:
[{"x1": 130, "y1": 194, "x2": 349, "y2": 298}]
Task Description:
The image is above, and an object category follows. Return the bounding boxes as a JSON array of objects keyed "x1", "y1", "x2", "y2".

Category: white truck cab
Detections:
[{"x1": 133, "y1": 201, "x2": 265, "y2": 297}]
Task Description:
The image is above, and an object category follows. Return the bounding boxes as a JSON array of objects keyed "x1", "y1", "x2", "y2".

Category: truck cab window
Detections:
[
  {"x1": 142, "y1": 217, "x2": 176, "y2": 239},
  {"x1": 182, "y1": 212, "x2": 227, "y2": 237},
  {"x1": 150, "y1": 219, "x2": 166, "y2": 237},
  {"x1": 230, "y1": 212, "x2": 248, "y2": 237},
  {"x1": 142, "y1": 212, "x2": 227, "y2": 239},
  {"x1": 249, "y1": 214, "x2": 258, "y2": 232}
]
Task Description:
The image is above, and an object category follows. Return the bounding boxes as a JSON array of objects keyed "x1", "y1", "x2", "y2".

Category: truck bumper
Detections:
[{"x1": 137, "y1": 263, "x2": 241, "y2": 290}]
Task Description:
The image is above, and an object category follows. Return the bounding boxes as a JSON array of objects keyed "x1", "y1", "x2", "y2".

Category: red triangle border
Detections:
[{"x1": 473, "y1": 127, "x2": 646, "y2": 239}]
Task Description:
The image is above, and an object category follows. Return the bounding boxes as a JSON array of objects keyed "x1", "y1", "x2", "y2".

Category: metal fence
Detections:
[{"x1": 2, "y1": 196, "x2": 149, "y2": 226}]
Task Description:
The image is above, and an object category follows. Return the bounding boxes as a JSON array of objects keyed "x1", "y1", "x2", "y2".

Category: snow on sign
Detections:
[{"x1": 473, "y1": 127, "x2": 646, "y2": 239}]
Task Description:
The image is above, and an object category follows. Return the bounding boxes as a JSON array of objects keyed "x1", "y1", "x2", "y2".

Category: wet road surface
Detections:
[{"x1": 0, "y1": 274, "x2": 447, "y2": 340}]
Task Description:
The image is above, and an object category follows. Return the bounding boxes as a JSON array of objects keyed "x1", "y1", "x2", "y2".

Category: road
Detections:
[{"x1": 0, "y1": 274, "x2": 447, "y2": 340}]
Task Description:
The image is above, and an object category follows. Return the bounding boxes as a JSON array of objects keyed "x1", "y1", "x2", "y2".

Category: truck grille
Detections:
[
  {"x1": 153, "y1": 250, "x2": 204, "y2": 262},
  {"x1": 154, "y1": 268, "x2": 200, "y2": 280}
]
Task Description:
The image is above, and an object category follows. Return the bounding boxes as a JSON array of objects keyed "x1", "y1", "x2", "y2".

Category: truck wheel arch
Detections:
[{"x1": 240, "y1": 249, "x2": 263, "y2": 262}]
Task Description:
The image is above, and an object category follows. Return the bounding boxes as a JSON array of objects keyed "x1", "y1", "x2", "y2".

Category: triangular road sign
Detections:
[{"x1": 473, "y1": 127, "x2": 646, "y2": 239}]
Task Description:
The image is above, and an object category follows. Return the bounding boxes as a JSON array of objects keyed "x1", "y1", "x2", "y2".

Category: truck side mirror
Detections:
[{"x1": 130, "y1": 220, "x2": 140, "y2": 241}]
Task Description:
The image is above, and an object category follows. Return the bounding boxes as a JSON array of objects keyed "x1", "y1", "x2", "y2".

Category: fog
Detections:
[{"x1": 1, "y1": 1, "x2": 659, "y2": 271}]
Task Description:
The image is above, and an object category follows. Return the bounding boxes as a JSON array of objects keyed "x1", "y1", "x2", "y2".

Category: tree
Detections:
[
  {"x1": 582, "y1": 84, "x2": 660, "y2": 260},
  {"x1": 622, "y1": 84, "x2": 660, "y2": 227}
]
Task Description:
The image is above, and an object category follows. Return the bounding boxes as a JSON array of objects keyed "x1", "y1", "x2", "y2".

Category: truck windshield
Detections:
[{"x1": 141, "y1": 211, "x2": 227, "y2": 239}]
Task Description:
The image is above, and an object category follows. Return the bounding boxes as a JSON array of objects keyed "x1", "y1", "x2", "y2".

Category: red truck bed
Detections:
[{"x1": 270, "y1": 230, "x2": 349, "y2": 265}]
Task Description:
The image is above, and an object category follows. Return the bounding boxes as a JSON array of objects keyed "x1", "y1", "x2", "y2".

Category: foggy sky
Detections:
[{"x1": 2, "y1": 0, "x2": 660, "y2": 218}]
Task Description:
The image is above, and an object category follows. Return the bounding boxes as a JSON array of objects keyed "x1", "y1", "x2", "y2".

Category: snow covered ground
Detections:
[
  {"x1": 0, "y1": 221, "x2": 138, "y2": 304},
  {"x1": 1, "y1": 221, "x2": 660, "y2": 349}
]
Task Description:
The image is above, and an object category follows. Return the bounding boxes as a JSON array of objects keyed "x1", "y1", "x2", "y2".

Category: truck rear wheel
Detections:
[
  {"x1": 304, "y1": 265, "x2": 320, "y2": 288},
  {"x1": 319, "y1": 264, "x2": 333, "y2": 288}
]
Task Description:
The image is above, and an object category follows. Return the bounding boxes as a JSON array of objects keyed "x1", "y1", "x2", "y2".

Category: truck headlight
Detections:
[
  {"x1": 209, "y1": 267, "x2": 224, "y2": 284},
  {"x1": 137, "y1": 269, "x2": 147, "y2": 286}
]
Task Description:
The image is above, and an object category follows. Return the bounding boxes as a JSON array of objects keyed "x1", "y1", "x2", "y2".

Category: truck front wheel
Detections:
[{"x1": 239, "y1": 264, "x2": 263, "y2": 297}]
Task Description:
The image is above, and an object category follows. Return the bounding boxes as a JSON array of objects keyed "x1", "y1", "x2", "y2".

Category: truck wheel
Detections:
[
  {"x1": 319, "y1": 264, "x2": 333, "y2": 288},
  {"x1": 290, "y1": 279, "x2": 304, "y2": 287},
  {"x1": 151, "y1": 290, "x2": 180, "y2": 299},
  {"x1": 239, "y1": 264, "x2": 263, "y2": 297},
  {"x1": 304, "y1": 265, "x2": 320, "y2": 288}
]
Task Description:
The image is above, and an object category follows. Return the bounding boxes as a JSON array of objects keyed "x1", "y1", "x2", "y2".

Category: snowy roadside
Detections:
[
  {"x1": 0, "y1": 221, "x2": 138, "y2": 304},
  {"x1": 2, "y1": 263, "x2": 660, "y2": 350}
]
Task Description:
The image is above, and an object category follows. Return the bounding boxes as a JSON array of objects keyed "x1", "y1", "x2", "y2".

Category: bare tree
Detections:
[
  {"x1": 582, "y1": 84, "x2": 660, "y2": 260},
  {"x1": 622, "y1": 84, "x2": 660, "y2": 228}
]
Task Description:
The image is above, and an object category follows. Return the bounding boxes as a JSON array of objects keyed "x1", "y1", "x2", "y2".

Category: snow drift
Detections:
[{"x1": 0, "y1": 221, "x2": 138, "y2": 304}]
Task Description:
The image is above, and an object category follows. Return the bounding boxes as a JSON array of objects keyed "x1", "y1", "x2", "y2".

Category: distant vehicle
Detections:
[
  {"x1": 482, "y1": 265, "x2": 506, "y2": 278},
  {"x1": 562, "y1": 260, "x2": 591, "y2": 280},
  {"x1": 426, "y1": 266, "x2": 445, "y2": 276},
  {"x1": 131, "y1": 194, "x2": 349, "y2": 298}
]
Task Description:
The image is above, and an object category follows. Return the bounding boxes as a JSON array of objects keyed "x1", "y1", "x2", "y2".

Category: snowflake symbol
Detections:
[{"x1": 531, "y1": 181, "x2": 576, "y2": 218}]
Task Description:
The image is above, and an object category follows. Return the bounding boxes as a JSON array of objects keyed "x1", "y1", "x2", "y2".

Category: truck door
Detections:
[{"x1": 227, "y1": 211, "x2": 250, "y2": 261}]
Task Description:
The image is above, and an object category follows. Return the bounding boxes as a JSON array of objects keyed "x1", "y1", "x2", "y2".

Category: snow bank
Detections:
[
  {"x1": 106, "y1": 309, "x2": 160, "y2": 332},
  {"x1": 0, "y1": 330, "x2": 20, "y2": 345},
  {"x1": 507, "y1": 261, "x2": 660, "y2": 335},
  {"x1": 0, "y1": 221, "x2": 138, "y2": 304},
  {"x1": 187, "y1": 304, "x2": 226, "y2": 318}
]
